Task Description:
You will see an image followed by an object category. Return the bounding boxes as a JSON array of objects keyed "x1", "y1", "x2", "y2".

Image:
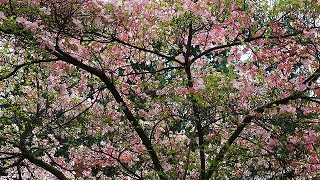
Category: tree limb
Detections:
[{"x1": 52, "y1": 47, "x2": 168, "y2": 180}]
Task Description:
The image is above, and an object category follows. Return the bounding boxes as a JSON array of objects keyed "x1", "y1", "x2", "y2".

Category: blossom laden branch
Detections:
[
  {"x1": 206, "y1": 92, "x2": 310, "y2": 179},
  {"x1": 52, "y1": 46, "x2": 168, "y2": 179},
  {"x1": 0, "y1": 59, "x2": 59, "y2": 81}
]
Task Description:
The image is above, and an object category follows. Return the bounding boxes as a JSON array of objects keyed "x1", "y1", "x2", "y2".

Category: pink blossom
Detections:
[
  {"x1": 303, "y1": 130, "x2": 317, "y2": 143},
  {"x1": 301, "y1": 58, "x2": 312, "y2": 66},
  {"x1": 279, "y1": 104, "x2": 296, "y2": 114},
  {"x1": 0, "y1": 11, "x2": 6, "y2": 20},
  {"x1": 105, "y1": 0, "x2": 119, "y2": 7},
  {"x1": 24, "y1": 21, "x2": 39, "y2": 31},
  {"x1": 16, "y1": 17, "x2": 27, "y2": 24},
  {"x1": 162, "y1": 162, "x2": 172, "y2": 172},
  {"x1": 178, "y1": 87, "x2": 188, "y2": 94},
  {"x1": 193, "y1": 78, "x2": 205, "y2": 91},
  {"x1": 119, "y1": 151, "x2": 132, "y2": 163},
  {"x1": 310, "y1": 164, "x2": 318, "y2": 172},
  {"x1": 268, "y1": 138, "x2": 277, "y2": 147},
  {"x1": 60, "y1": 83, "x2": 68, "y2": 94},
  {"x1": 138, "y1": 109, "x2": 149, "y2": 118},
  {"x1": 39, "y1": 7, "x2": 51, "y2": 15},
  {"x1": 309, "y1": 154, "x2": 319, "y2": 164},
  {"x1": 314, "y1": 88, "x2": 320, "y2": 96},
  {"x1": 77, "y1": 85, "x2": 86, "y2": 93},
  {"x1": 244, "y1": 85, "x2": 256, "y2": 96},
  {"x1": 0, "y1": 0, "x2": 8, "y2": 4},
  {"x1": 306, "y1": 144, "x2": 314, "y2": 152},
  {"x1": 231, "y1": 80, "x2": 241, "y2": 90},
  {"x1": 288, "y1": 136, "x2": 300, "y2": 144},
  {"x1": 176, "y1": 54, "x2": 185, "y2": 63},
  {"x1": 132, "y1": 144, "x2": 146, "y2": 153},
  {"x1": 268, "y1": 109, "x2": 278, "y2": 117},
  {"x1": 294, "y1": 80, "x2": 307, "y2": 91}
]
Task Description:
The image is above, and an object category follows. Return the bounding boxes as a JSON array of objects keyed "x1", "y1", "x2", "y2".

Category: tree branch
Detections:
[
  {"x1": 0, "y1": 59, "x2": 59, "y2": 81},
  {"x1": 184, "y1": 22, "x2": 207, "y2": 178},
  {"x1": 52, "y1": 47, "x2": 168, "y2": 179},
  {"x1": 190, "y1": 31, "x2": 302, "y2": 64},
  {"x1": 206, "y1": 92, "x2": 305, "y2": 179},
  {"x1": 21, "y1": 151, "x2": 67, "y2": 180},
  {"x1": 113, "y1": 38, "x2": 182, "y2": 65}
]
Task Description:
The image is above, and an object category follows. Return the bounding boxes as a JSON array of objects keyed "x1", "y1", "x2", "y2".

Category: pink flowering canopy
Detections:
[{"x1": 0, "y1": 0, "x2": 319, "y2": 179}]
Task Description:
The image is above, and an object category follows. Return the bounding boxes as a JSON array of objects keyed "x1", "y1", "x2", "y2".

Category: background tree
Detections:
[{"x1": 0, "y1": 0, "x2": 320, "y2": 179}]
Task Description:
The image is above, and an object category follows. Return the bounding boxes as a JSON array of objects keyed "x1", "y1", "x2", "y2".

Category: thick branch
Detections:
[
  {"x1": 21, "y1": 151, "x2": 67, "y2": 180},
  {"x1": 184, "y1": 21, "x2": 207, "y2": 179},
  {"x1": 0, "y1": 157, "x2": 25, "y2": 176},
  {"x1": 52, "y1": 48, "x2": 167, "y2": 179},
  {"x1": 16, "y1": 143, "x2": 66, "y2": 180},
  {"x1": 185, "y1": 23, "x2": 193, "y2": 64}
]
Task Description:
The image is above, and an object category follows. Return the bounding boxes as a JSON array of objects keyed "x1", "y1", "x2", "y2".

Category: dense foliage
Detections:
[{"x1": 0, "y1": 0, "x2": 319, "y2": 179}]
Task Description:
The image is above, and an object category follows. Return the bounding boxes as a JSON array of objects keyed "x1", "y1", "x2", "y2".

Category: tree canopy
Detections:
[{"x1": 0, "y1": 0, "x2": 320, "y2": 179}]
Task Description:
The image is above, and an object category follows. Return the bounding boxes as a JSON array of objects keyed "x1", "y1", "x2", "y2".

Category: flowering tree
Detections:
[{"x1": 0, "y1": 0, "x2": 319, "y2": 179}]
